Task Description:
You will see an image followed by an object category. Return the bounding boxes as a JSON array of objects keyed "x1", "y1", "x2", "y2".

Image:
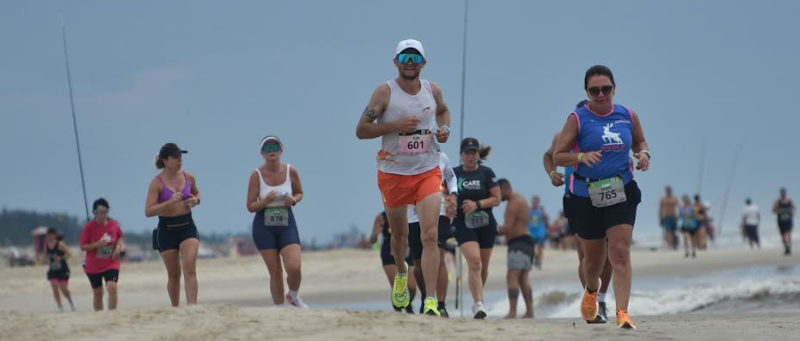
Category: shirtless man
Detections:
[
  {"x1": 497, "y1": 179, "x2": 534, "y2": 319},
  {"x1": 659, "y1": 186, "x2": 680, "y2": 250}
]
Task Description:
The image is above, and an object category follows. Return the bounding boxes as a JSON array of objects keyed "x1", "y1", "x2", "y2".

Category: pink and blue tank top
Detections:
[{"x1": 569, "y1": 103, "x2": 635, "y2": 197}]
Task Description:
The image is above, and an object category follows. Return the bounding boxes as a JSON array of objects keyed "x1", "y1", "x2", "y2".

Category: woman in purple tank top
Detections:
[{"x1": 145, "y1": 142, "x2": 202, "y2": 307}]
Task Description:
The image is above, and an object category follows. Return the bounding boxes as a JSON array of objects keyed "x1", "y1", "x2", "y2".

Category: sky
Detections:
[{"x1": 1, "y1": 0, "x2": 798, "y2": 244}]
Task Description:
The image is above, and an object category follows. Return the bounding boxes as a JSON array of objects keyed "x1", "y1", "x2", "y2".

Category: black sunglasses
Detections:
[{"x1": 587, "y1": 85, "x2": 614, "y2": 96}]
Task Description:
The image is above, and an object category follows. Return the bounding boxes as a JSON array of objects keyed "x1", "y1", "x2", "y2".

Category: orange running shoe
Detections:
[
  {"x1": 580, "y1": 289, "x2": 599, "y2": 322},
  {"x1": 616, "y1": 309, "x2": 636, "y2": 330}
]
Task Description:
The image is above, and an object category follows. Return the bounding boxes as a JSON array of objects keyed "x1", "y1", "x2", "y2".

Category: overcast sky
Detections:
[{"x1": 2, "y1": 0, "x2": 798, "y2": 244}]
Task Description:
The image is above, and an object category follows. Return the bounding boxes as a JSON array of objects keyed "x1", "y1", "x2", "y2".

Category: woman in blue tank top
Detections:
[{"x1": 553, "y1": 65, "x2": 650, "y2": 330}]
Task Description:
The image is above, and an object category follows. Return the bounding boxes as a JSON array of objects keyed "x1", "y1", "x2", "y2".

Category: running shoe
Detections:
[
  {"x1": 438, "y1": 302, "x2": 449, "y2": 318},
  {"x1": 423, "y1": 298, "x2": 440, "y2": 316},
  {"x1": 404, "y1": 304, "x2": 414, "y2": 314},
  {"x1": 580, "y1": 281, "x2": 600, "y2": 323},
  {"x1": 284, "y1": 292, "x2": 309, "y2": 309},
  {"x1": 588, "y1": 301, "x2": 608, "y2": 324},
  {"x1": 616, "y1": 309, "x2": 636, "y2": 330},
  {"x1": 472, "y1": 302, "x2": 487, "y2": 320},
  {"x1": 391, "y1": 271, "x2": 411, "y2": 308}
]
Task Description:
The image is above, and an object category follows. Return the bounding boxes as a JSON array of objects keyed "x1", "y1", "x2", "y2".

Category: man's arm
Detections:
[
  {"x1": 355, "y1": 84, "x2": 397, "y2": 139},
  {"x1": 431, "y1": 82, "x2": 451, "y2": 143}
]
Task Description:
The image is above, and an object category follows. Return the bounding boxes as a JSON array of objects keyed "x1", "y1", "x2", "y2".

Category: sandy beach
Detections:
[{"x1": 2, "y1": 246, "x2": 798, "y2": 340}]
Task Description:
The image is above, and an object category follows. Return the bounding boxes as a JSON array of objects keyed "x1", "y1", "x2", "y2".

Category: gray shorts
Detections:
[{"x1": 507, "y1": 235, "x2": 534, "y2": 271}]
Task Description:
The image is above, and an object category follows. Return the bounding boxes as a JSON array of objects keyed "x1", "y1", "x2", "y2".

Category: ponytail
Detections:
[
  {"x1": 478, "y1": 145, "x2": 492, "y2": 164},
  {"x1": 154, "y1": 156, "x2": 165, "y2": 169}
]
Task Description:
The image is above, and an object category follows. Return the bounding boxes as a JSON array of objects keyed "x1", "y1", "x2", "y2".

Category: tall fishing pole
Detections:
[
  {"x1": 697, "y1": 136, "x2": 706, "y2": 195},
  {"x1": 60, "y1": 14, "x2": 91, "y2": 223},
  {"x1": 716, "y1": 142, "x2": 744, "y2": 236},
  {"x1": 455, "y1": 0, "x2": 469, "y2": 317}
]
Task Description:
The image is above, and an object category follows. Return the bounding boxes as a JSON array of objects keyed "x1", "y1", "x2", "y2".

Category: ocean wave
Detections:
[{"x1": 487, "y1": 278, "x2": 800, "y2": 318}]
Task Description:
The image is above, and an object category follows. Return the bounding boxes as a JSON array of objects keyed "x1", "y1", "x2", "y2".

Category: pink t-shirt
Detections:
[{"x1": 80, "y1": 219, "x2": 124, "y2": 274}]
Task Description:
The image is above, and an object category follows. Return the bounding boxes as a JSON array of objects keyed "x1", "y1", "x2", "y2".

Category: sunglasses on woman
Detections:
[
  {"x1": 587, "y1": 85, "x2": 614, "y2": 96},
  {"x1": 262, "y1": 143, "x2": 282, "y2": 153}
]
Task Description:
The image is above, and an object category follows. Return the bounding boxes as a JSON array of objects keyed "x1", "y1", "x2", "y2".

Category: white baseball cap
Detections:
[{"x1": 395, "y1": 39, "x2": 425, "y2": 58}]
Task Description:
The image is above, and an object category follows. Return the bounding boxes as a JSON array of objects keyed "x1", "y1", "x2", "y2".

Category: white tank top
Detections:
[
  {"x1": 256, "y1": 164, "x2": 293, "y2": 207},
  {"x1": 377, "y1": 79, "x2": 440, "y2": 175}
]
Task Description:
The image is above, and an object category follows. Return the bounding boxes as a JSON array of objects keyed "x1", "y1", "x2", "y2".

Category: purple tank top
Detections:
[{"x1": 157, "y1": 172, "x2": 193, "y2": 203}]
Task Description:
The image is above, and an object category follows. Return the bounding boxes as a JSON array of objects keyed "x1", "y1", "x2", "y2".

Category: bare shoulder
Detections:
[
  {"x1": 289, "y1": 164, "x2": 300, "y2": 176},
  {"x1": 185, "y1": 171, "x2": 197, "y2": 182},
  {"x1": 149, "y1": 176, "x2": 162, "y2": 189},
  {"x1": 374, "y1": 83, "x2": 391, "y2": 97},
  {"x1": 512, "y1": 193, "x2": 528, "y2": 209},
  {"x1": 429, "y1": 81, "x2": 444, "y2": 96},
  {"x1": 630, "y1": 108, "x2": 641, "y2": 122}
]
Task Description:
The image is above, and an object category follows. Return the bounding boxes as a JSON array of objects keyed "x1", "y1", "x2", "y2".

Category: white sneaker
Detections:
[
  {"x1": 285, "y1": 292, "x2": 309, "y2": 309},
  {"x1": 472, "y1": 302, "x2": 487, "y2": 319}
]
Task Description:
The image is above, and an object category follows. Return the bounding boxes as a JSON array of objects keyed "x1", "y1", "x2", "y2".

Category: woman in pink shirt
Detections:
[{"x1": 80, "y1": 198, "x2": 124, "y2": 311}]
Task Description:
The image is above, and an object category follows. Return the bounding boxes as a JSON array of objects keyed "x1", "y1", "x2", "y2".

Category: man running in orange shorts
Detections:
[{"x1": 356, "y1": 39, "x2": 454, "y2": 316}]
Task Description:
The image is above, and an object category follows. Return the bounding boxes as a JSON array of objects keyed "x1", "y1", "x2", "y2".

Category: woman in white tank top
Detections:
[{"x1": 246, "y1": 136, "x2": 308, "y2": 308}]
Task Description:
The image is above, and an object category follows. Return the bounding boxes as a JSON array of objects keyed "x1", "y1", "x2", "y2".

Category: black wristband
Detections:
[{"x1": 476, "y1": 200, "x2": 482, "y2": 210}]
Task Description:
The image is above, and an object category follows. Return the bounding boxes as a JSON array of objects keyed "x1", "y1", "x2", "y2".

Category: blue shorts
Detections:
[
  {"x1": 252, "y1": 209, "x2": 301, "y2": 251},
  {"x1": 454, "y1": 220, "x2": 497, "y2": 249},
  {"x1": 662, "y1": 217, "x2": 678, "y2": 233}
]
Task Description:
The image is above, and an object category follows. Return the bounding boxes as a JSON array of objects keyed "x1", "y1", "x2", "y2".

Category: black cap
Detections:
[
  {"x1": 159, "y1": 143, "x2": 188, "y2": 159},
  {"x1": 461, "y1": 137, "x2": 480, "y2": 152}
]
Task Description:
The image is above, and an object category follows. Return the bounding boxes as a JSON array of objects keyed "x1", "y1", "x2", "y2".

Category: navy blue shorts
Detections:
[
  {"x1": 408, "y1": 216, "x2": 454, "y2": 260},
  {"x1": 154, "y1": 213, "x2": 199, "y2": 252},
  {"x1": 380, "y1": 238, "x2": 413, "y2": 266},
  {"x1": 454, "y1": 221, "x2": 498, "y2": 249},
  {"x1": 252, "y1": 209, "x2": 301, "y2": 251},
  {"x1": 572, "y1": 180, "x2": 641, "y2": 240},
  {"x1": 745, "y1": 225, "x2": 760, "y2": 243}
]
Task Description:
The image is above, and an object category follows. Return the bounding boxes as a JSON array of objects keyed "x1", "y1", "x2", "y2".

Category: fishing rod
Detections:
[
  {"x1": 697, "y1": 135, "x2": 706, "y2": 195},
  {"x1": 716, "y1": 142, "x2": 744, "y2": 236},
  {"x1": 60, "y1": 14, "x2": 91, "y2": 223},
  {"x1": 455, "y1": 0, "x2": 469, "y2": 317}
]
